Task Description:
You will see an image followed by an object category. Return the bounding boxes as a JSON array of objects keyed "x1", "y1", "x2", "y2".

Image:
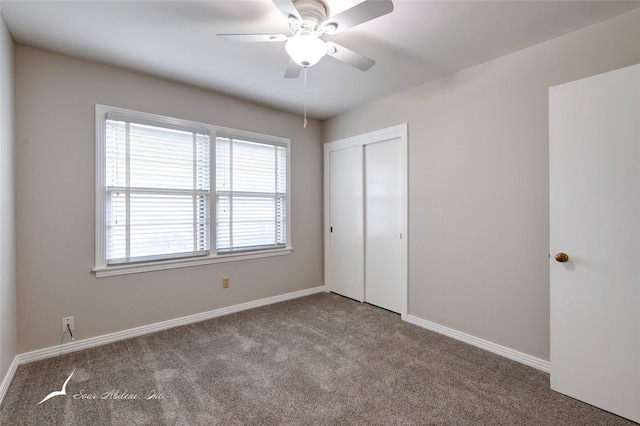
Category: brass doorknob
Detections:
[{"x1": 555, "y1": 253, "x2": 569, "y2": 263}]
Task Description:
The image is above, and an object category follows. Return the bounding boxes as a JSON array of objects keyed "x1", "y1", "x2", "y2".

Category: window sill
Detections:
[{"x1": 93, "y1": 247, "x2": 293, "y2": 278}]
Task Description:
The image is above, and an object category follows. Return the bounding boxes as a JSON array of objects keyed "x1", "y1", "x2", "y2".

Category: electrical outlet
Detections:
[
  {"x1": 222, "y1": 277, "x2": 230, "y2": 288},
  {"x1": 62, "y1": 316, "x2": 74, "y2": 333}
]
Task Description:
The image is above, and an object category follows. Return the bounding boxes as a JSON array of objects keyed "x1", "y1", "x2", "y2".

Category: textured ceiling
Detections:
[{"x1": 2, "y1": 0, "x2": 639, "y2": 119}]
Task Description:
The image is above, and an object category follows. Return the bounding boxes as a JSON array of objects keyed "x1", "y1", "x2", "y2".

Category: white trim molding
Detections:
[
  {"x1": 0, "y1": 285, "x2": 324, "y2": 404},
  {"x1": 0, "y1": 357, "x2": 19, "y2": 406},
  {"x1": 0, "y1": 287, "x2": 552, "y2": 406},
  {"x1": 93, "y1": 247, "x2": 293, "y2": 278},
  {"x1": 94, "y1": 104, "x2": 293, "y2": 278},
  {"x1": 324, "y1": 123, "x2": 409, "y2": 319},
  {"x1": 405, "y1": 315, "x2": 551, "y2": 373}
]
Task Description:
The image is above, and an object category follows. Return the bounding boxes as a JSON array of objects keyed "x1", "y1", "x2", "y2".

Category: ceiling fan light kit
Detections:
[
  {"x1": 217, "y1": 0, "x2": 394, "y2": 125},
  {"x1": 217, "y1": 0, "x2": 393, "y2": 74}
]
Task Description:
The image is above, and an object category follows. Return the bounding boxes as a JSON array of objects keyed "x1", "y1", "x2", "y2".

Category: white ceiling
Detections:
[{"x1": 2, "y1": 0, "x2": 639, "y2": 119}]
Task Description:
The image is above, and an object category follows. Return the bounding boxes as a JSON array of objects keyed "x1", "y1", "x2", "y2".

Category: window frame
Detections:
[{"x1": 94, "y1": 105, "x2": 292, "y2": 278}]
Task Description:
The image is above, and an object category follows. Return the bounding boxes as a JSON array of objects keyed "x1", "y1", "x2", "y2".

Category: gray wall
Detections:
[
  {"x1": 0, "y1": 13, "x2": 17, "y2": 382},
  {"x1": 323, "y1": 8, "x2": 640, "y2": 362},
  {"x1": 7, "y1": 5, "x2": 640, "y2": 365},
  {"x1": 14, "y1": 46, "x2": 324, "y2": 353}
]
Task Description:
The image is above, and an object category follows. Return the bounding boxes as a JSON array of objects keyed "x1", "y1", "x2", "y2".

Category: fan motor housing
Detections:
[{"x1": 290, "y1": 0, "x2": 329, "y2": 35}]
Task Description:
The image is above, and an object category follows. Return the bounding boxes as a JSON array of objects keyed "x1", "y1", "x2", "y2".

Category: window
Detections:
[
  {"x1": 95, "y1": 105, "x2": 291, "y2": 277},
  {"x1": 104, "y1": 115, "x2": 211, "y2": 265},
  {"x1": 216, "y1": 136, "x2": 287, "y2": 253}
]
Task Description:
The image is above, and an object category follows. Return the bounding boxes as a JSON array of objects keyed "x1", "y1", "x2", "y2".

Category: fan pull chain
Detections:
[{"x1": 303, "y1": 66, "x2": 308, "y2": 129}]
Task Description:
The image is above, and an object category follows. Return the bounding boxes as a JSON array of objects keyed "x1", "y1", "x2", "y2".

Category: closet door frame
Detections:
[{"x1": 324, "y1": 123, "x2": 408, "y2": 319}]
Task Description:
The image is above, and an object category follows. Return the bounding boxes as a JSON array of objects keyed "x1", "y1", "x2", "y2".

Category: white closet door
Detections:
[
  {"x1": 328, "y1": 146, "x2": 364, "y2": 301},
  {"x1": 365, "y1": 137, "x2": 404, "y2": 313}
]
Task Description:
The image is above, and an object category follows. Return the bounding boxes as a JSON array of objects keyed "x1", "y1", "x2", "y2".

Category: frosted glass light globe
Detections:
[{"x1": 285, "y1": 34, "x2": 327, "y2": 67}]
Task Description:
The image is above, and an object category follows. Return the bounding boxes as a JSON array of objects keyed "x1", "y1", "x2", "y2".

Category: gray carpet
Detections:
[{"x1": 0, "y1": 292, "x2": 636, "y2": 425}]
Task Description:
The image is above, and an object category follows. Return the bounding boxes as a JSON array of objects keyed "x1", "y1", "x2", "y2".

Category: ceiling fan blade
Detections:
[
  {"x1": 321, "y1": 0, "x2": 393, "y2": 34},
  {"x1": 283, "y1": 60, "x2": 302, "y2": 79},
  {"x1": 217, "y1": 34, "x2": 288, "y2": 43},
  {"x1": 325, "y1": 42, "x2": 375, "y2": 71},
  {"x1": 272, "y1": 0, "x2": 302, "y2": 22}
]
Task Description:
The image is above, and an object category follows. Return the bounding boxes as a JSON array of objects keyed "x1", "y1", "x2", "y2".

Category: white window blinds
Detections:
[
  {"x1": 216, "y1": 136, "x2": 288, "y2": 253},
  {"x1": 105, "y1": 116, "x2": 211, "y2": 264}
]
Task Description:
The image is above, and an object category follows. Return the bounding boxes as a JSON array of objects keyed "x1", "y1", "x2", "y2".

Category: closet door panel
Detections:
[
  {"x1": 365, "y1": 137, "x2": 403, "y2": 313},
  {"x1": 328, "y1": 146, "x2": 364, "y2": 301}
]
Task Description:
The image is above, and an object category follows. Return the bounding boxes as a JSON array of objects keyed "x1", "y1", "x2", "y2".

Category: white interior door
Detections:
[
  {"x1": 549, "y1": 64, "x2": 640, "y2": 422},
  {"x1": 328, "y1": 146, "x2": 364, "y2": 301},
  {"x1": 365, "y1": 138, "x2": 404, "y2": 313}
]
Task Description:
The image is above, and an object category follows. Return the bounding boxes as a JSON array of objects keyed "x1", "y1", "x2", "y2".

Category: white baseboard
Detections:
[
  {"x1": 405, "y1": 315, "x2": 550, "y2": 373},
  {"x1": 0, "y1": 285, "x2": 325, "y2": 403},
  {"x1": 2, "y1": 287, "x2": 549, "y2": 406},
  {"x1": 0, "y1": 357, "x2": 19, "y2": 406}
]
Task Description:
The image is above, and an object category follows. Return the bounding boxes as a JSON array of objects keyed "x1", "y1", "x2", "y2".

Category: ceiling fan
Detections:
[{"x1": 217, "y1": 0, "x2": 394, "y2": 78}]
